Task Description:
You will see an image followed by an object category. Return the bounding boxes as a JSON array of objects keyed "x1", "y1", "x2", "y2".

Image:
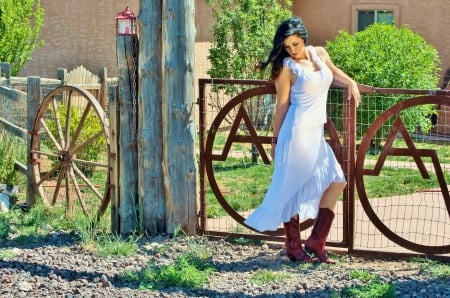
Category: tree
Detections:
[
  {"x1": 206, "y1": 0, "x2": 293, "y2": 163},
  {"x1": 0, "y1": 0, "x2": 44, "y2": 75},
  {"x1": 206, "y1": 0, "x2": 292, "y2": 81},
  {"x1": 325, "y1": 23, "x2": 441, "y2": 138}
]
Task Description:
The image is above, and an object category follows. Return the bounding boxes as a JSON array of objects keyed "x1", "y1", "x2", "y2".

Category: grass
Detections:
[
  {"x1": 335, "y1": 258, "x2": 450, "y2": 297},
  {"x1": 207, "y1": 157, "x2": 272, "y2": 218},
  {"x1": 204, "y1": 133, "x2": 450, "y2": 217},
  {"x1": 250, "y1": 269, "x2": 291, "y2": 285},
  {"x1": 119, "y1": 234, "x2": 216, "y2": 290},
  {"x1": 0, "y1": 199, "x2": 138, "y2": 257},
  {"x1": 206, "y1": 157, "x2": 449, "y2": 217},
  {"x1": 0, "y1": 248, "x2": 18, "y2": 260},
  {"x1": 0, "y1": 132, "x2": 27, "y2": 185},
  {"x1": 338, "y1": 269, "x2": 396, "y2": 298},
  {"x1": 363, "y1": 166, "x2": 450, "y2": 198},
  {"x1": 365, "y1": 139, "x2": 450, "y2": 164},
  {"x1": 411, "y1": 256, "x2": 450, "y2": 279}
]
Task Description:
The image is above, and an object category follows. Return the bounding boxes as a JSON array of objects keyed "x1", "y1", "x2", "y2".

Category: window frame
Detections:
[{"x1": 351, "y1": 3, "x2": 400, "y2": 33}]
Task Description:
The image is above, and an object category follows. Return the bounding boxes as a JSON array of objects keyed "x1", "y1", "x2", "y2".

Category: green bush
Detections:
[
  {"x1": 326, "y1": 23, "x2": 441, "y2": 138},
  {"x1": 326, "y1": 23, "x2": 440, "y2": 89},
  {"x1": 206, "y1": 0, "x2": 292, "y2": 81},
  {"x1": 0, "y1": 0, "x2": 44, "y2": 75},
  {"x1": 44, "y1": 102, "x2": 107, "y2": 177},
  {"x1": 0, "y1": 132, "x2": 26, "y2": 184}
]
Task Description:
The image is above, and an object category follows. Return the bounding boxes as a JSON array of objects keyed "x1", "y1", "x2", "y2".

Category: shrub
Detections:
[
  {"x1": 0, "y1": 0, "x2": 45, "y2": 75},
  {"x1": 326, "y1": 23, "x2": 441, "y2": 138}
]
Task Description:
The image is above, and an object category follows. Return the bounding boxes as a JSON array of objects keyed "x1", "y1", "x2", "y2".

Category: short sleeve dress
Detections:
[{"x1": 244, "y1": 46, "x2": 346, "y2": 232}]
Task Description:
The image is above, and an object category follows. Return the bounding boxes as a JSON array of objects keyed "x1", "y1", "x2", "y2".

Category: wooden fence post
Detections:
[
  {"x1": 0, "y1": 62, "x2": 11, "y2": 86},
  {"x1": 26, "y1": 77, "x2": 41, "y2": 206},
  {"x1": 139, "y1": 0, "x2": 197, "y2": 235},
  {"x1": 109, "y1": 86, "x2": 120, "y2": 233},
  {"x1": 99, "y1": 67, "x2": 107, "y2": 110},
  {"x1": 115, "y1": 29, "x2": 139, "y2": 234},
  {"x1": 56, "y1": 68, "x2": 67, "y2": 85}
]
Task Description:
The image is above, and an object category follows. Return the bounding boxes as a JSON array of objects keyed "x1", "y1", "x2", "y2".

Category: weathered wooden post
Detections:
[
  {"x1": 138, "y1": 0, "x2": 197, "y2": 235},
  {"x1": 0, "y1": 62, "x2": 11, "y2": 85},
  {"x1": 98, "y1": 67, "x2": 108, "y2": 110},
  {"x1": 114, "y1": 7, "x2": 140, "y2": 234},
  {"x1": 26, "y1": 77, "x2": 42, "y2": 206}
]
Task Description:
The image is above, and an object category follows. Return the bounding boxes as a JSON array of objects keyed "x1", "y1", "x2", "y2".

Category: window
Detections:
[
  {"x1": 357, "y1": 10, "x2": 394, "y2": 31},
  {"x1": 351, "y1": 4, "x2": 400, "y2": 33}
]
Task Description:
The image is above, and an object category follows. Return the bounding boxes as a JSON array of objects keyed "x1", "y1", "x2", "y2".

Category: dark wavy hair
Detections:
[{"x1": 259, "y1": 17, "x2": 308, "y2": 80}]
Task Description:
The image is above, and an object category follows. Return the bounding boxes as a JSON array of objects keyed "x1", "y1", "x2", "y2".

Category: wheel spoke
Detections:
[
  {"x1": 71, "y1": 130, "x2": 104, "y2": 157},
  {"x1": 72, "y1": 162, "x2": 103, "y2": 200},
  {"x1": 52, "y1": 96, "x2": 66, "y2": 149},
  {"x1": 65, "y1": 90, "x2": 73, "y2": 150},
  {"x1": 68, "y1": 103, "x2": 92, "y2": 152},
  {"x1": 36, "y1": 162, "x2": 62, "y2": 187},
  {"x1": 51, "y1": 164, "x2": 67, "y2": 205},
  {"x1": 39, "y1": 118, "x2": 62, "y2": 151},
  {"x1": 68, "y1": 164, "x2": 88, "y2": 215},
  {"x1": 72, "y1": 157, "x2": 108, "y2": 168},
  {"x1": 30, "y1": 149, "x2": 60, "y2": 159},
  {"x1": 65, "y1": 169, "x2": 71, "y2": 213}
]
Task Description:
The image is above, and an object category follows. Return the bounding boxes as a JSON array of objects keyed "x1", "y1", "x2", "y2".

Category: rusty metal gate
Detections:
[{"x1": 198, "y1": 78, "x2": 450, "y2": 258}]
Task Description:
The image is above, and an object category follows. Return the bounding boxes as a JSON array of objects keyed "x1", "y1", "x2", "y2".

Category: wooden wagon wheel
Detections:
[{"x1": 30, "y1": 85, "x2": 110, "y2": 221}]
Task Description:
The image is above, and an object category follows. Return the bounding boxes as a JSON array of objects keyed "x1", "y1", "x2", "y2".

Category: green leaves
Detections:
[
  {"x1": 326, "y1": 23, "x2": 440, "y2": 89},
  {"x1": 0, "y1": 0, "x2": 44, "y2": 75},
  {"x1": 206, "y1": 0, "x2": 292, "y2": 80},
  {"x1": 326, "y1": 24, "x2": 440, "y2": 137}
]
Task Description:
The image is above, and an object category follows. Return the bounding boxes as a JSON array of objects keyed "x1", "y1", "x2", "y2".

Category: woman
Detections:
[{"x1": 244, "y1": 17, "x2": 360, "y2": 263}]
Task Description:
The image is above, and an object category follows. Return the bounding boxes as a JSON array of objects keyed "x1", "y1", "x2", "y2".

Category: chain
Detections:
[{"x1": 131, "y1": 36, "x2": 138, "y2": 140}]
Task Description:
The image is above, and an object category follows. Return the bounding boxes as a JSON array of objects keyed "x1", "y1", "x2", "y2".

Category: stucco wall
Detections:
[
  {"x1": 19, "y1": 1, "x2": 449, "y2": 86},
  {"x1": 19, "y1": 0, "x2": 214, "y2": 82},
  {"x1": 293, "y1": 0, "x2": 450, "y2": 86}
]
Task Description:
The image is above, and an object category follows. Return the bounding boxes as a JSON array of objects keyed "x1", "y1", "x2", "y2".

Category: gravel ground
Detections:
[{"x1": 0, "y1": 232, "x2": 449, "y2": 298}]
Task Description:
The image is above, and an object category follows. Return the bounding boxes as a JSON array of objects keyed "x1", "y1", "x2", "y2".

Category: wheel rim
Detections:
[{"x1": 30, "y1": 85, "x2": 110, "y2": 220}]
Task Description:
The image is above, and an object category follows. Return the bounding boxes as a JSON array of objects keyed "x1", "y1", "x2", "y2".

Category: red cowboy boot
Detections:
[
  {"x1": 305, "y1": 208, "x2": 336, "y2": 264},
  {"x1": 283, "y1": 216, "x2": 313, "y2": 263}
]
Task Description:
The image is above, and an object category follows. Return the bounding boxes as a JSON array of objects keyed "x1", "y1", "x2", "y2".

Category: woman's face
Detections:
[{"x1": 283, "y1": 35, "x2": 306, "y2": 60}]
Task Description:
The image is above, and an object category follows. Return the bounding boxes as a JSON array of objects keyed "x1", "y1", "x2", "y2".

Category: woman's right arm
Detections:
[{"x1": 271, "y1": 65, "x2": 291, "y2": 158}]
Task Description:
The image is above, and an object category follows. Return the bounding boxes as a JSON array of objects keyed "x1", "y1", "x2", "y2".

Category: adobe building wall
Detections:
[
  {"x1": 19, "y1": 0, "x2": 214, "y2": 83},
  {"x1": 19, "y1": 1, "x2": 449, "y2": 88},
  {"x1": 293, "y1": 0, "x2": 450, "y2": 87}
]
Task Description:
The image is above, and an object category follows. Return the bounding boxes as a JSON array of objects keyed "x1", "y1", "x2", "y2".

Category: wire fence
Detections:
[{"x1": 198, "y1": 79, "x2": 450, "y2": 258}]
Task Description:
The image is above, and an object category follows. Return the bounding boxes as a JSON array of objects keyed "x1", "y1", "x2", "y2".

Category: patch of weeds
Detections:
[
  {"x1": 231, "y1": 236, "x2": 261, "y2": 245},
  {"x1": 349, "y1": 269, "x2": 378, "y2": 282},
  {"x1": 93, "y1": 233, "x2": 140, "y2": 257},
  {"x1": 121, "y1": 252, "x2": 215, "y2": 290},
  {"x1": 411, "y1": 257, "x2": 450, "y2": 279},
  {"x1": 119, "y1": 234, "x2": 215, "y2": 290},
  {"x1": 0, "y1": 214, "x2": 10, "y2": 240},
  {"x1": 0, "y1": 248, "x2": 17, "y2": 260},
  {"x1": 251, "y1": 269, "x2": 291, "y2": 286},
  {"x1": 340, "y1": 269, "x2": 396, "y2": 298}
]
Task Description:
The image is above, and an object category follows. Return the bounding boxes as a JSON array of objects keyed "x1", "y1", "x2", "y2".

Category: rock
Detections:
[{"x1": 0, "y1": 193, "x2": 9, "y2": 212}]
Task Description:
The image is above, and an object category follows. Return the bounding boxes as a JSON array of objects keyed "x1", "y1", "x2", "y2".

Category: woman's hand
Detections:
[{"x1": 348, "y1": 80, "x2": 361, "y2": 107}]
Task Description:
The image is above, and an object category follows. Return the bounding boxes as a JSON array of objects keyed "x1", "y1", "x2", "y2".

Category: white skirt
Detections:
[{"x1": 244, "y1": 121, "x2": 346, "y2": 232}]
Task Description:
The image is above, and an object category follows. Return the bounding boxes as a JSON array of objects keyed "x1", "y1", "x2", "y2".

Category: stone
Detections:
[{"x1": 0, "y1": 193, "x2": 9, "y2": 212}]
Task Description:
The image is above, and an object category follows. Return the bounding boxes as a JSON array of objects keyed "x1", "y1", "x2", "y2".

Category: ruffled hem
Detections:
[{"x1": 244, "y1": 141, "x2": 345, "y2": 232}]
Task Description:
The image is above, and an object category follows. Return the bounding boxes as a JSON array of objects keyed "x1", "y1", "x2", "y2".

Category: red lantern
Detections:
[{"x1": 115, "y1": 6, "x2": 137, "y2": 36}]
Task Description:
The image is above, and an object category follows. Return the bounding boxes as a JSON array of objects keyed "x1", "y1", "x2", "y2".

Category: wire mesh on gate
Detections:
[
  {"x1": 198, "y1": 79, "x2": 450, "y2": 257},
  {"x1": 354, "y1": 90, "x2": 450, "y2": 256}
]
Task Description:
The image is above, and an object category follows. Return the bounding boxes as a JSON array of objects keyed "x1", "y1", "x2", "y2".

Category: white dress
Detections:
[{"x1": 244, "y1": 46, "x2": 346, "y2": 232}]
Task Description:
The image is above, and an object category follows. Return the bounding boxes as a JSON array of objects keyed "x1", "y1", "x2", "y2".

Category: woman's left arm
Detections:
[{"x1": 316, "y1": 46, "x2": 361, "y2": 106}]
